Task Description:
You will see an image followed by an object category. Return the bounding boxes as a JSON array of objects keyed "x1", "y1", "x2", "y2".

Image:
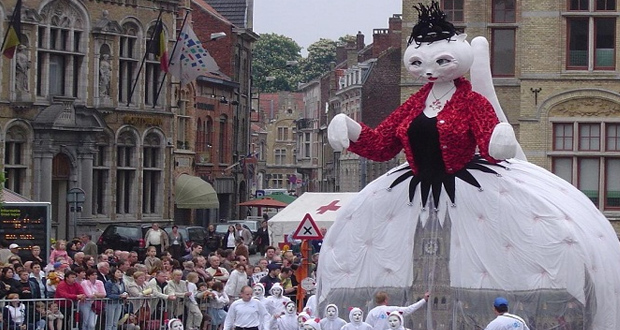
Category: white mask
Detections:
[
  {"x1": 351, "y1": 310, "x2": 362, "y2": 323},
  {"x1": 272, "y1": 287, "x2": 283, "y2": 297},
  {"x1": 388, "y1": 315, "x2": 401, "y2": 329},
  {"x1": 326, "y1": 306, "x2": 337, "y2": 318},
  {"x1": 253, "y1": 286, "x2": 264, "y2": 297},
  {"x1": 286, "y1": 302, "x2": 297, "y2": 314}
]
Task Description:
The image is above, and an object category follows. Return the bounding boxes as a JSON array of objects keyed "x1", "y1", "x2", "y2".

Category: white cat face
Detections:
[
  {"x1": 351, "y1": 310, "x2": 363, "y2": 322},
  {"x1": 326, "y1": 306, "x2": 337, "y2": 318},
  {"x1": 403, "y1": 34, "x2": 473, "y2": 84},
  {"x1": 388, "y1": 315, "x2": 402, "y2": 329},
  {"x1": 253, "y1": 285, "x2": 264, "y2": 297},
  {"x1": 286, "y1": 302, "x2": 296, "y2": 314},
  {"x1": 271, "y1": 286, "x2": 283, "y2": 297}
]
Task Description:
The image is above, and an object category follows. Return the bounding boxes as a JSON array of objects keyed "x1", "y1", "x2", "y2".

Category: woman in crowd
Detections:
[
  {"x1": 1, "y1": 267, "x2": 21, "y2": 297},
  {"x1": 224, "y1": 263, "x2": 248, "y2": 301},
  {"x1": 224, "y1": 225, "x2": 236, "y2": 250},
  {"x1": 104, "y1": 267, "x2": 127, "y2": 330},
  {"x1": 126, "y1": 271, "x2": 151, "y2": 327},
  {"x1": 80, "y1": 269, "x2": 106, "y2": 330}
]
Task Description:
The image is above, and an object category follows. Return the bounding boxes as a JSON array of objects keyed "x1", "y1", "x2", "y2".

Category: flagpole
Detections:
[
  {"x1": 0, "y1": 0, "x2": 20, "y2": 55},
  {"x1": 153, "y1": 11, "x2": 189, "y2": 108},
  {"x1": 127, "y1": 8, "x2": 163, "y2": 106}
]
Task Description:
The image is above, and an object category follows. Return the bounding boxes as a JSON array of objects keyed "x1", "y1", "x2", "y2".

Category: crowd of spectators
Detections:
[{"x1": 0, "y1": 221, "x2": 314, "y2": 330}]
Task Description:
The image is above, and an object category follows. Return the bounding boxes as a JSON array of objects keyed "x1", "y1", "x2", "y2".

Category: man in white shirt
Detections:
[
  {"x1": 224, "y1": 286, "x2": 270, "y2": 330},
  {"x1": 485, "y1": 297, "x2": 530, "y2": 330},
  {"x1": 144, "y1": 223, "x2": 169, "y2": 256},
  {"x1": 365, "y1": 291, "x2": 430, "y2": 330}
]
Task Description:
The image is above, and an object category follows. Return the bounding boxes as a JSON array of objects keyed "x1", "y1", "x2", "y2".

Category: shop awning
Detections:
[{"x1": 175, "y1": 174, "x2": 219, "y2": 209}]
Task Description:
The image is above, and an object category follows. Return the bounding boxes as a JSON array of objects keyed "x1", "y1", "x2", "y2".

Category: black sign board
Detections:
[{"x1": 0, "y1": 202, "x2": 51, "y2": 261}]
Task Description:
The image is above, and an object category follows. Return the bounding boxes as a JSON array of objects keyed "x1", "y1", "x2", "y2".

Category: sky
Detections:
[{"x1": 253, "y1": 0, "x2": 402, "y2": 57}]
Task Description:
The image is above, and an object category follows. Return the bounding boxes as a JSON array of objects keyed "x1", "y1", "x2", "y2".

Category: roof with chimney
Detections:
[{"x1": 204, "y1": 0, "x2": 248, "y2": 28}]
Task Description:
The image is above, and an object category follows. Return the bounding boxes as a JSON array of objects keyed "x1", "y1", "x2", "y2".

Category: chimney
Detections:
[
  {"x1": 356, "y1": 31, "x2": 365, "y2": 51},
  {"x1": 336, "y1": 44, "x2": 346, "y2": 64},
  {"x1": 346, "y1": 40, "x2": 357, "y2": 68}
]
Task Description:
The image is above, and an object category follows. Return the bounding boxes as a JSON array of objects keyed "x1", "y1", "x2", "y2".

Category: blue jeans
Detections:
[{"x1": 105, "y1": 302, "x2": 123, "y2": 330}]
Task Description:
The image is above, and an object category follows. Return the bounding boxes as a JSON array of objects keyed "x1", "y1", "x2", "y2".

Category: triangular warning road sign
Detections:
[{"x1": 292, "y1": 213, "x2": 323, "y2": 240}]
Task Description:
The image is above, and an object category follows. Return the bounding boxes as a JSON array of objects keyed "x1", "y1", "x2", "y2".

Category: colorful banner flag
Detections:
[
  {"x1": 147, "y1": 19, "x2": 168, "y2": 72},
  {"x1": 168, "y1": 22, "x2": 220, "y2": 86},
  {"x1": 2, "y1": 0, "x2": 22, "y2": 59}
]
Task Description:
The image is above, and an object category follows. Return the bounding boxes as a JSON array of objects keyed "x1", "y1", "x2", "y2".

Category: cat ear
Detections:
[{"x1": 456, "y1": 34, "x2": 468, "y2": 42}]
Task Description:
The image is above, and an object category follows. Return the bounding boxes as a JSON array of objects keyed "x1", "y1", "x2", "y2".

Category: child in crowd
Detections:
[
  {"x1": 47, "y1": 302, "x2": 64, "y2": 330},
  {"x1": 185, "y1": 272, "x2": 203, "y2": 330},
  {"x1": 143, "y1": 247, "x2": 160, "y2": 273},
  {"x1": 48, "y1": 240, "x2": 72, "y2": 265},
  {"x1": 207, "y1": 281, "x2": 229, "y2": 330}
]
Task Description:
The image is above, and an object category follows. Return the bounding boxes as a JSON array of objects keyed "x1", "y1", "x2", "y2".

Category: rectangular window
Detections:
[
  {"x1": 491, "y1": 29, "x2": 516, "y2": 76},
  {"x1": 277, "y1": 127, "x2": 289, "y2": 141},
  {"x1": 493, "y1": 0, "x2": 516, "y2": 23},
  {"x1": 442, "y1": 0, "x2": 464, "y2": 22},
  {"x1": 569, "y1": 0, "x2": 589, "y2": 10},
  {"x1": 275, "y1": 149, "x2": 286, "y2": 165},
  {"x1": 142, "y1": 170, "x2": 159, "y2": 214},
  {"x1": 119, "y1": 36, "x2": 138, "y2": 104},
  {"x1": 606, "y1": 124, "x2": 620, "y2": 151},
  {"x1": 579, "y1": 123, "x2": 600, "y2": 150},
  {"x1": 578, "y1": 158, "x2": 600, "y2": 205},
  {"x1": 594, "y1": 18, "x2": 615, "y2": 69},
  {"x1": 605, "y1": 158, "x2": 620, "y2": 207},
  {"x1": 596, "y1": 0, "x2": 615, "y2": 10},
  {"x1": 554, "y1": 124, "x2": 574, "y2": 150},
  {"x1": 92, "y1": 169, "x2": 107, "y2": 215},
  {"x1": 568, "y1": 18, "x2": 589, "y2": 68},
  {"x1": 304, "y1": 132, "x2": 311, "y2": 158},
  {"x1": 553, "y1": 157, "x2": 573, "y2": 183},
  {"x1": 116, "y1": 170, "x2": 133, "y2": 214}
]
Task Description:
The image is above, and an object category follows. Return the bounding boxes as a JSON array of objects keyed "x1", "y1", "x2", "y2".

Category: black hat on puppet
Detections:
[{"x1": 408, "y1": 1, "x2": 458, "y2": 47}]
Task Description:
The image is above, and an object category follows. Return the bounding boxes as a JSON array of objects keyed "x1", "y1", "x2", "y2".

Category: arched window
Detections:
[
  {"x1": 142, "y1": 132, "x2": 162, "y2": 214},
  {"x1": 116, "y1": 130, "x2": 137, "y2": 214},
  {"x1": 119, "y1": 22, "x2": 139, "y2": 104}
]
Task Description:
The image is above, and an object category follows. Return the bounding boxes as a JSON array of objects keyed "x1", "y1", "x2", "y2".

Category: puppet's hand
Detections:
[
  {"x1": 489, "y1": 122, "x2": 518, "y2": 160},
  {"x1": 328, "y1": 114, "x2": 361, "y2": 151}
]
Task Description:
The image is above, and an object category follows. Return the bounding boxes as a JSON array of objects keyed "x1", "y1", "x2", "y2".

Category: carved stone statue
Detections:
[
  {"x1": 99, "y1": 53, "x2": 111, "y2": 96},
  {"x1": 15, "y1": 45, "x2": 29, "y2": 92}
]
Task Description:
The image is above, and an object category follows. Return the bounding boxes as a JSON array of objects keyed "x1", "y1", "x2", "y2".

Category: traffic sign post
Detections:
[{"x1": 293, "y1": 213, "x2": 323, "y2": 311}]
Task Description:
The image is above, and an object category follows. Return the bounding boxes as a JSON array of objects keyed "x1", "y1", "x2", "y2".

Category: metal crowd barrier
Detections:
[{"x1": 0, "y1": 296, "x2": 189, "y2": 330}]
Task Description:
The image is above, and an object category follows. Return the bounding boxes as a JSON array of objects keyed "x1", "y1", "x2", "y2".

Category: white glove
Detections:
[
  {"x1": 327, "y1": 114, "x2": 362, "y2": 151},
  {"x1": 488, "y1": 122, "x2": 518, "y2": 160}
]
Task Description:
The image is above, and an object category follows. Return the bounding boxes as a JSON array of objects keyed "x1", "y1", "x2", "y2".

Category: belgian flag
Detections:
[
  {"x1": 147, "y1": 19, "x2": 169, "y2": 72},
  {"x1": 1, "y1": 0, "x2": 22, "y2": 59}
]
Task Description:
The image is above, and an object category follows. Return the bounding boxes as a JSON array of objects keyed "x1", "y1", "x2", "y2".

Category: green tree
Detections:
[
  {"x1": 298, "y1": 38, "x2": 337, "y2": 83},
  {"x1": 252, "y1": 33, "x2": 302, "y2": 92}
]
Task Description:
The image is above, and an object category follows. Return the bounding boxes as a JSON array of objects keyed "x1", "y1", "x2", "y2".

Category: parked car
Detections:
[
  {"x1": 97, "y1": 224, "x2": 146, "y2": 259},
  {"x1": 215, "y1": 222, "x2": 258, "y2": 255},
  {"x1": 163, "y1": 225, "x2": 209, "y2": 255}
]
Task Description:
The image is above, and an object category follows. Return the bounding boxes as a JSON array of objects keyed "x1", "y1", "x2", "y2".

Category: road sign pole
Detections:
[{"x1": 296, "y1": 240, "x2": 310, "y2": 312}]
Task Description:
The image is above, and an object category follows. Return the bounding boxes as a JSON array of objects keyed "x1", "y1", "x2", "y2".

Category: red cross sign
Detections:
[{"x1": 316, "y1": 200, "x2": 341, "y2": 214}]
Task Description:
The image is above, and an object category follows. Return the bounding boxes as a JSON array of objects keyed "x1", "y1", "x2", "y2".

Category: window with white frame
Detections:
[
  {"x1": 566, "y1": 0, "x2": 616, "y2": 70},
  {"x1": 277, "y1": 127, "x2": 288, "y2": 141},
  {"x1": 304, "y1": 132, "x2": 311, "y2": 158},
  {"x1": 271, "y1": 174, "x2": 284, "y2": 188},
  {"x1": 4, "y1": 126, "x2": 28, "y2": 194},
  {"x1": 92, "y1": 134, "x2": 110, "y2": 215},
  {"x1": 551, "y1": 121, "x2": 620, "y2": 209},
  {"x1": 119, "y1": 23, "x2": 139, "y2": 104},
  {"x1": 142, "y1": 133, "x2": 162, "y2": 214},
  {"x1": 116, "y1": 131, "x2": 137, "y2": 214},
  {"x1": 275, "y1": 149, "x2": 286, "y2": 165},
  {"x1": 36, "y1": 10, "x2": 85, "y2": 98}
]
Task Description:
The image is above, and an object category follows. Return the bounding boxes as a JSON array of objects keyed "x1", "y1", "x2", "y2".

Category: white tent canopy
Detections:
[{"x1": 267, "y1": 192, "x2": 357, "y2": 245}]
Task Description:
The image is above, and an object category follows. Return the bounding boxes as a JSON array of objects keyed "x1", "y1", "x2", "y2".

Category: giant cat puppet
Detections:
[{"x1": 318, "y1": 3, "x2": 620, "y2": 329}]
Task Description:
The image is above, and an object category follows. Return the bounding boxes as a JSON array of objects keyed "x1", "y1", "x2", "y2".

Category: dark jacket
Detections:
[
  {"x1": 28, "y1": 276, "x2": 47, "y2": 299},
  {"x1": 105, "y1": 279, "x2": 126, "y2": 303},
  {"x1": 204, "y1": 231, "x2": 221, "y2": 251}
]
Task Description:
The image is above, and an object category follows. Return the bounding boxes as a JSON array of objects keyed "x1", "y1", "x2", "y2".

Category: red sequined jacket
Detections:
[{"x1": 348, "y1": 77, "x2": 499, "y2": 175}]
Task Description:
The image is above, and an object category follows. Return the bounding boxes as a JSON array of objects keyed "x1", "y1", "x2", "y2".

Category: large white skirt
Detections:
[{"x1": 317, "y1": 158, "x2": 620, "y2": 330}]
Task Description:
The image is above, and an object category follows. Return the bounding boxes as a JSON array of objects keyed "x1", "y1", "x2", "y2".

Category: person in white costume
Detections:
[
  {"x1": 386, "y1": 312, "x2": 408, "y2": 330},
  {"x1": 264, "y1": 283, "x2": 291, "y2": 316},
  {"x1": 319, "y1": 304, "x2": 346, "y2": 330},
  {"x1": 484, "y1": 297, "x2": 529, "y2": 330},
  {"x1": 271, "y1": 301, "x2": 299, "y2": 330},
  {"x1": 297, "y1": 313, "x2": 311, "y2": 330},
  {"x1": 320, "y1": 2, "x2": 620, "y2": 329},
  {"x1": 341, "y1": 308, "x2": 372, "y2": 330}
]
